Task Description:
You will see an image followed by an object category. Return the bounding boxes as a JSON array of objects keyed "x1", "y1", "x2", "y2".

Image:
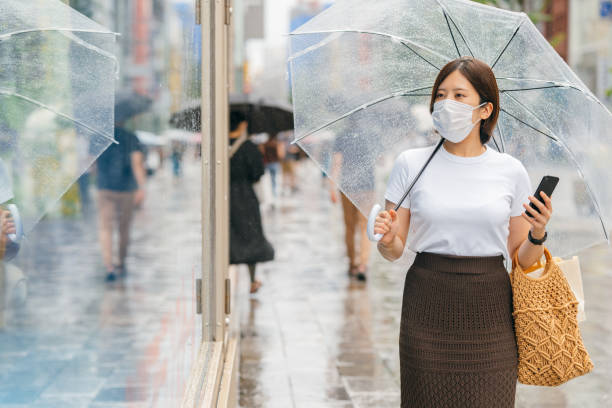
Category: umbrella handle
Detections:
[
  {"x1": 367, "y1": 204, "x2": 383, "y2": 242},
  {"x1": 7, "y1": 204, "x2": 23, "y2": 244}
]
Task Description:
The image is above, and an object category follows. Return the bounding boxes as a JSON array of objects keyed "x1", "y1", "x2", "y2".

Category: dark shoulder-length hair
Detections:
[{"x1": 429, "y1": 57, "x2": 500, "y2": 145}]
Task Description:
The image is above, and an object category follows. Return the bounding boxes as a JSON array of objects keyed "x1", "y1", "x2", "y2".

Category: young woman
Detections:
[{"x1": 374, "y1": 57, "x2": 553, "y2": 407}]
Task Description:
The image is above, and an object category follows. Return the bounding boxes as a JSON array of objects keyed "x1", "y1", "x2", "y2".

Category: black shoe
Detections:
[
  {"x1": 105, "y1": 271, "x2": 117, "y2": 282},
  {"x1": 356, "y1": 268, "x2": 367, "y2": 282}
]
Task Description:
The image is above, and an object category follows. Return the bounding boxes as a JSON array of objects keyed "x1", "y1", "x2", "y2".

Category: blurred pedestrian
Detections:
[
  {"x1": 259, "y1": 133, "x2": 285, "y2": 199},
  {"x1": 281, "y1": 136, "x2": 300, "y2": 195},
  {"x1": 329, "y1": 126, "x2": 376, "y2": 282},
  {"x1": 76, "y1": 136, "x2": 93, "y2": 214},
  {"x1": 94, "y1": 122, "x2": 146, "y2": 281},
  {"x1": 170, "y1": 140, "x2": 186, "y2": 177},
  {"x1": 229, "y1": 111, "x2": 274, "y2": 294}
]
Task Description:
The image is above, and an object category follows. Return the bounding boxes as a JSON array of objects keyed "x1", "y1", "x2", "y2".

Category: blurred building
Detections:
[
  {"x1": 569, "y1": 0, "x2": 612, "y2": 103},
  {"x1": 68, "y1": 0, "x2": 200, "y2": 131}
]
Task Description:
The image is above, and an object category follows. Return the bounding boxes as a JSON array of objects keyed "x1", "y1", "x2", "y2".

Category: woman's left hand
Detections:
[{"x1": 521, "y1": 192, "x2": 553, "y2": 238}]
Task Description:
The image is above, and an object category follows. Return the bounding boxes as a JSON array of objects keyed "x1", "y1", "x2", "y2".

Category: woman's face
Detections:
[{"x1": 434, "y1": 70, "x2": 490, "y2": 123}]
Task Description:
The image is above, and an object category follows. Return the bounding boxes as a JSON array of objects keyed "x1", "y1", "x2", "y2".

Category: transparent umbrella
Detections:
[
  {"x1": 0, "y1": 0, "x2": 117, "y2": 240},
  {"x1": 288, "y1": 0, "x2": 612, "y2": 257}
]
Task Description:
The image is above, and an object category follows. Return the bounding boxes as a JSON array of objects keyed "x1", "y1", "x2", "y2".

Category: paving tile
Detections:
[{"x1": 350, "y1": 392, "x2": 401, "y2": 408}]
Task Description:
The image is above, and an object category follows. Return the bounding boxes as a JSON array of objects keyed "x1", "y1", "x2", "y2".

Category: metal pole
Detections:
[{"x1": 202, "y1": 0, "x2": 229, "y2": 343}]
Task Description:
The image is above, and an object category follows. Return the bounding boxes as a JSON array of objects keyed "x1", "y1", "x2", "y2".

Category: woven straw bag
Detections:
[{"x1": 510, "y1": 248, "x2": 593, "y2": 386}]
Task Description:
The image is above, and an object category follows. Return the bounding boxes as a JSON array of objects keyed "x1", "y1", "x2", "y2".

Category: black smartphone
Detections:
[{"x1": 525, "y1": 175, "x2": 559, "y2": 218}]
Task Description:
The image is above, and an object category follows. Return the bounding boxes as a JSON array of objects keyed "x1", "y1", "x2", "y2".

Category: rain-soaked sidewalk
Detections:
[
  {"x1": 238, "y1": 161, "x2": 612, "y2": 408},
  {"x1": 0, "y1": 159, "x2": 202, "y2": 407}
]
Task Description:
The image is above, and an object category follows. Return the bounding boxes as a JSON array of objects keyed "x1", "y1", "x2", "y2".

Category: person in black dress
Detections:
[{"x1": 229, "y1": 111, "x2": 274, "y2": 293}]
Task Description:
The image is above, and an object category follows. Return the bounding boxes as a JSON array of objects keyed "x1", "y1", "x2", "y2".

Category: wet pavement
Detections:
[
  {"x1": 238, "y1": 161, "x2": 612, "y2": 408},
  {"x1": 0, "y1": 159, "x2": 202, "y2": 407}
]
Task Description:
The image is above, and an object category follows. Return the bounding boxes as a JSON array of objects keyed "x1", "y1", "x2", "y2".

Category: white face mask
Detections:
[{"x1": 432, "y1": 99, "x2": 487, "y2": 143}]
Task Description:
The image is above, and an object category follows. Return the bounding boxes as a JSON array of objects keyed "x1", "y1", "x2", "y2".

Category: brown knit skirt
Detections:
[{"x1": 400, "y1": 252, "x2": 518, "y2": 408}]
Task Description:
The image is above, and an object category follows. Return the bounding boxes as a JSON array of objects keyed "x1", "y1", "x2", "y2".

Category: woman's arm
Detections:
[
  {"x1": 376, "y1": 200, "x2": 411, "y2": 261},
  {"x1": 277, "y1": 141, "x2": 286, "y2": 161},
  {"x1": 508, "y1": 192, "x2": 553, "y2": 269}
]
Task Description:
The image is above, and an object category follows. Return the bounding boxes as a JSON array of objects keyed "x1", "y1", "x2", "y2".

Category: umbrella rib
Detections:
[
  {"x1": 287, "y1": 32, "x2": 342, "y2": 61},
  {"x1": 442, "y1": 10, "x2": 461, "y2": 57},
  {"x1": 501, "y1": 111, "x2": 609, "y2": 244},
  {"x1": 489, "y1": 132, "x2": 501, "y2": 152},
  {"x1": 435, "y1": 0, "x2": 474, "y2": 57},
  {"x1": 401, "y1": 42, "x2": 441, "y2": 71},
  {"x1": 289, "y1": 30, "x2": 453, "y2": 63},
  {"x1": 496, "y1": 122, "x2": 507, "y2": 153},
  {"x1": 0, "y1": 28, "x2": 116, "y2": 41},
  {"x1": 497, "y1": 76, "x2": 610, "y2": 111},
  {"x1": 490, "y1": 18, "x2": 525, "y2": 69},
  {"x1": 503, "y1": 92, "x2": 561, "y2": 140},
  {"x1": 500, "y1": 85, "x2": 563, "y2": 92},
  {"x1": 503, "y1": 93, "x2": 610, "y2": 241},
  {"x1": 60, "y1": 31, "x2": 119, "y2": 73},
  {"x1": 499, "y1": 108, "x2": 556, "y2": 141},
  {"x1": 560, "y1": 148, "x2": 610, "y2": 244},
  {"x1": 0, "y1": 90, "x2": 117, "y2": 144},
  {"x1": 293, "y1": 85, "x2": 432, "y2": 143}
]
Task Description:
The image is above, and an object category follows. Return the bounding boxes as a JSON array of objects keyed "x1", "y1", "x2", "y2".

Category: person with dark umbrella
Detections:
[{"x1": 229, "y1": 111, "x2": 274, "y2": 293}]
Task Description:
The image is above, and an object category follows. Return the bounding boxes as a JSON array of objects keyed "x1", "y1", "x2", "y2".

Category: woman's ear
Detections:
[{"x1": 481, "y1": 102, "x2": 493, "y2": 120}]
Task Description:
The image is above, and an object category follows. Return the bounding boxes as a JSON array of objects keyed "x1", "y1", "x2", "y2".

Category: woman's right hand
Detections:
[
  {"x1": 374, "y1": 209, "x2": 398, "y2": 245},
  {"x1": 0, "y1": 209, "x2": 15, "y2": 237}
]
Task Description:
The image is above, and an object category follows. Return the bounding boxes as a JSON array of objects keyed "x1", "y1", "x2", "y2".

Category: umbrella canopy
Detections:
[
  {"x1": 289, "y1": 0, "x2": 612, "y2": 257},
  {"x1": 169, "y1": 93, "x2": 294, "y2": 135},
  {"x1": 0, "y1": 0, "x2": 117, "y2": 234}
]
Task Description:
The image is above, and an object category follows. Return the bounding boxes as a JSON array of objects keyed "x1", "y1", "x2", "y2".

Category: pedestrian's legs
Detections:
[
  {"x1": 357, "y1": 212, "x2": 370, "y2": 274},
  {"x1": 248, "y1": 263, "x2": 256, "y2": 283},
  {"x1": 117, "y1": 192, "x2": 136, "y2": 268},
  {"x1": 97, "y1": 190, "x2": 115, "y2": 273},
  {"x1": 340, "y1": 193, "x2": 357, "y2": 271},
  {"x1": 268, "y1": 162, "x2": 279, "y2": 196},
  {"x1": 77, "y1": 173, "x2": 91, "y2": 212},
  {"x1": 281, "y1": 160, "x2": 290, "y2": 195},
  {"x1": 248, "y1": 263, "x2": 262, "y2": 293}
]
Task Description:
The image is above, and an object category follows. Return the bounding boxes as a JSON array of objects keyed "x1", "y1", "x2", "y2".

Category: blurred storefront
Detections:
[{"x1": 569, "y1": 0, "x2": 612, "y2": 104}]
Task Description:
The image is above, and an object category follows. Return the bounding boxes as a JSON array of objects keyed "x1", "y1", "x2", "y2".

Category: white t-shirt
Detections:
[{"x1": 384, "y1": 144, "x2": 532, "y2": 261}]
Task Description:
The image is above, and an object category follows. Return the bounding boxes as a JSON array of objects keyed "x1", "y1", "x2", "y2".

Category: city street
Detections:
[
  {"x1": 0, "y1": 147, "x2": 610, "y2": 407},
  {"x1": 238, "y1": 160, "x2": 612, "y2": 408},
  {"x1": 0, "y1": 159, "x2": 202, "y2": 407}
]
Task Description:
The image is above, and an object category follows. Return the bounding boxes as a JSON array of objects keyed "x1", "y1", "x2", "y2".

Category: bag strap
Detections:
[
  {"x1": 512, "y1": 246, "x2": 552, "y2": 274},
  {"x1": 391, "y1": 138, "x2": 444, "y2": 211},
  {"x1": 229, "y1": 133, "x2": 248, "y2": 159}
]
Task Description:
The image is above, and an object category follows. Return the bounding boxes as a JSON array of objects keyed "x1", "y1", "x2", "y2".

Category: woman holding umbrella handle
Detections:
[{"x1": 374, "y1": 57, "x2": 552, "y2": 407}]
